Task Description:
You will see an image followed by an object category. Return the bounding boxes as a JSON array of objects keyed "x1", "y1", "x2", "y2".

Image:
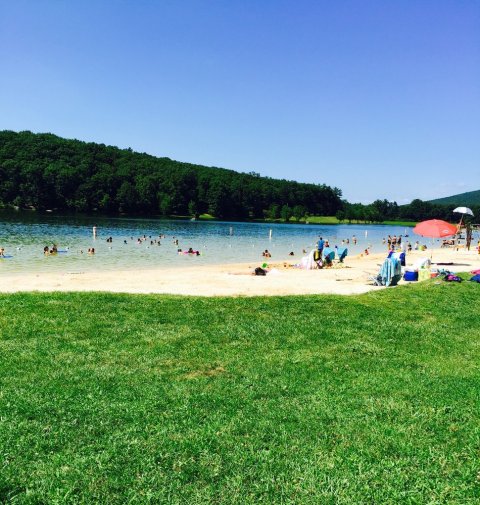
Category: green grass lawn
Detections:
[
  {"x1": 1, "y1": 282, "x2": 479, "y2": 503},
  {"x1": 304, "y1": 216, "x2": 416, "y2": 227}
]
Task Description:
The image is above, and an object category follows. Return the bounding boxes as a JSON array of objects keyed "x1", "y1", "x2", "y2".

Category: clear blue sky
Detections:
[{"x1": 1, "y1": 0, "x2": 478, "y2": 204}]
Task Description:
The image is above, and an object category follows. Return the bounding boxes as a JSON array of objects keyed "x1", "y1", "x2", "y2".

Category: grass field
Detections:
[
  {"x1": 304, "y1": 217, "x2": 416, "y2": 227},
  {"x1": 1, "y1": 281, "x2": 479, "y2": 503},
  {"x1": 260, "y1": 216, "x2": 416, "y2": 226}
]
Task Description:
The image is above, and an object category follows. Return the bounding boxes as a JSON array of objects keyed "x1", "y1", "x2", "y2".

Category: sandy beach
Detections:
[{"x1": 1, "y1": 247, "x2": 479, "y2": 297}]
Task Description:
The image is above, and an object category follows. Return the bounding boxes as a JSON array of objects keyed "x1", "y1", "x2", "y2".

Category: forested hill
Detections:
[
  {"x1": 429, "y1": 190, "x2": 480, "y2": 207},
  {"x1": 0, "y1": 130, "x2": 342, "y2": 219}
]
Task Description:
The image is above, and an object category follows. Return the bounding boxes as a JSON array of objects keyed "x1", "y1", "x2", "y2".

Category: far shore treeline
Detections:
[{"x1": 0, "y1": 130, "x2": 478, "y2": 223}]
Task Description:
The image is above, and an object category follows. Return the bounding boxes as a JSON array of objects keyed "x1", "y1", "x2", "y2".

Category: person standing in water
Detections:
[{"x1": 317, "y1": 236, "x2": 325, "y2": 256}]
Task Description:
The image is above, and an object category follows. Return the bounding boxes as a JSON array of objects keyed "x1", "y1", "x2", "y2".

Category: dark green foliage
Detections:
[
  {"x1": 341, "y1": 197, "x2": 480, "y2": 224},
  {"x1": 429, "y1": 190, "x2": 480, "y2": 207},
  {"x1": 0, "y1": 131, "x2": 343, "y2": 219},
  {"x1": 0, "y1": 283, "x2": 479, "y2": 503}
]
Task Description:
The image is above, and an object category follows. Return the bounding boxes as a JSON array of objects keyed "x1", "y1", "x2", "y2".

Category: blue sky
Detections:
[{"x1": 1, "y1": 0, "x2": 478, "y2": 204}]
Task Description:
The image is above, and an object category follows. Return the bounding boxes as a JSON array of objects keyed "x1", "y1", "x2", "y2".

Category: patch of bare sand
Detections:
[{"x1": 1, "y1": 248, "x2": 479, "y2": 296}]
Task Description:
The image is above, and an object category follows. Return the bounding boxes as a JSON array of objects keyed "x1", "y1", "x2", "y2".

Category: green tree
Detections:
[{"x1": 281, "y1": 205, "x2": 293, "y2": 222}]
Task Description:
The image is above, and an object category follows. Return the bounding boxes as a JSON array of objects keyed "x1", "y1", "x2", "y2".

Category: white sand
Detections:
[{"x1": 1, "y1": 248, "x2": 479, "y2": 297}]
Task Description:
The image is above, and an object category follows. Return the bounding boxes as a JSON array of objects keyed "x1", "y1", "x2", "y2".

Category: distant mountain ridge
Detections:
[{"x1": 428, "y1": 190, "x2": 480, "y2": 207}]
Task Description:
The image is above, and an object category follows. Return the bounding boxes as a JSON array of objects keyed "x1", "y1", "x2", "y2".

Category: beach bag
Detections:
[
  {"x1": 444, "y1": 274, "x2": 462, "y2": 283},
  {"x1": 254, "y1": 267, "x2": 267, "y2": 276}
]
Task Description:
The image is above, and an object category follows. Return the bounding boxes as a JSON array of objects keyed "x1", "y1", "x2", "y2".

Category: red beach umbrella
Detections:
[{"x1": 413, "y1": 219, "x2": 457, "y2": 238}]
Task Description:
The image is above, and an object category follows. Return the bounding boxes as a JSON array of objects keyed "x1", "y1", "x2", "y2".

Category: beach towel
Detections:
[
  {"x1": 412, "y1": 257, "x2": 431, "y2": 270},
  {"x1": 300, "y1": 249, "x2": 316, "y2": 270},
  {"x1": 444, "y1": 274, "x2": 462, "y2": 283},
  {"x1": 378, "y1": 257, "x2": 402, "y2": 287}
]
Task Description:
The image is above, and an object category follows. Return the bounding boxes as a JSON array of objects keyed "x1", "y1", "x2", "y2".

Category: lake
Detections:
[{"x1": 0, "y1": 211, "x2": 416, "y2": 274}]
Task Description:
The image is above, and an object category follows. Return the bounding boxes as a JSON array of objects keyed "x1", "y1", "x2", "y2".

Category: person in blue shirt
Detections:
[{"x1": 317, "y1": 237, "x2": 325, "y2": 255}]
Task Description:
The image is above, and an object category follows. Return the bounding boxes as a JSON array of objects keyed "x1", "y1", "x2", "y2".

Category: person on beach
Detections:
[
  {"x1": 317, "y1": 237, "x2": 325, "y2": 256},
  {"x1": 262, "y1": 249, "x2": 271, "y2": 258},
  {"x1": 43, "y1": 246, "x2": 49, "y2": 255},
  {"x1": 0, "y1": 248, "x2": 5, "y2": 257}
]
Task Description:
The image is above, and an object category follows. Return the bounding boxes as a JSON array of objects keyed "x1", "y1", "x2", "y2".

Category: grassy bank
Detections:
[
  {"x1": 261, "y1": 216, "x2": 417, "y2": 226},
  {"x1": 305, "y1": 217, "x2": 416, "y2": 227},
  {"x1": 1, "y1": 283, "x2": 479, "y2": 503}
]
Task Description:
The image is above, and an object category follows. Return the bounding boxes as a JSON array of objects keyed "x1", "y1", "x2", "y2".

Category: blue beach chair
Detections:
[
  {"x1": 323, "y1": 248, "x2": 335, "y2": 267},
  {"x1": 335, "y1": 247, "x2": 348, "y2": 263}
]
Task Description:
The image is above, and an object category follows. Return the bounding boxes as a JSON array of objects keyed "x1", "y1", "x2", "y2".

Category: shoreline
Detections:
[{"x1": 1, "y1": 248, "x2": 479, "y2": 297}]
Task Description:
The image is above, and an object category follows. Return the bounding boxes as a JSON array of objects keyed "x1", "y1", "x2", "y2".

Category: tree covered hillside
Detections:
[
  {"x1": 0, "y1": 130, "x2": 342, "y2": 219},
  {"x1": 429, "y1": 190, "x2": 480, "y2": 207}
]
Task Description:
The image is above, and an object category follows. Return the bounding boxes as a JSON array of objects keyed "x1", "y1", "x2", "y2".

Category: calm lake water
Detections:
[{"x1": 0, "y1": 211, "x2": 416, "y2": 274}]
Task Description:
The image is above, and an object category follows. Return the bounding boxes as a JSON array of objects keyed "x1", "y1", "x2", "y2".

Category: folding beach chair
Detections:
[
  {"x1": 369, "y1": 257, "x2": 402, "y2": 287},
  {"x1": 323, "y1": 248, "x2": 335, "y2": 268},
  {"x1": 335, "y1": 247, "x2": 348, "y2": 264},
  {"x1": 313, "y1": 249, "x2": 323, "y2": 269}
]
